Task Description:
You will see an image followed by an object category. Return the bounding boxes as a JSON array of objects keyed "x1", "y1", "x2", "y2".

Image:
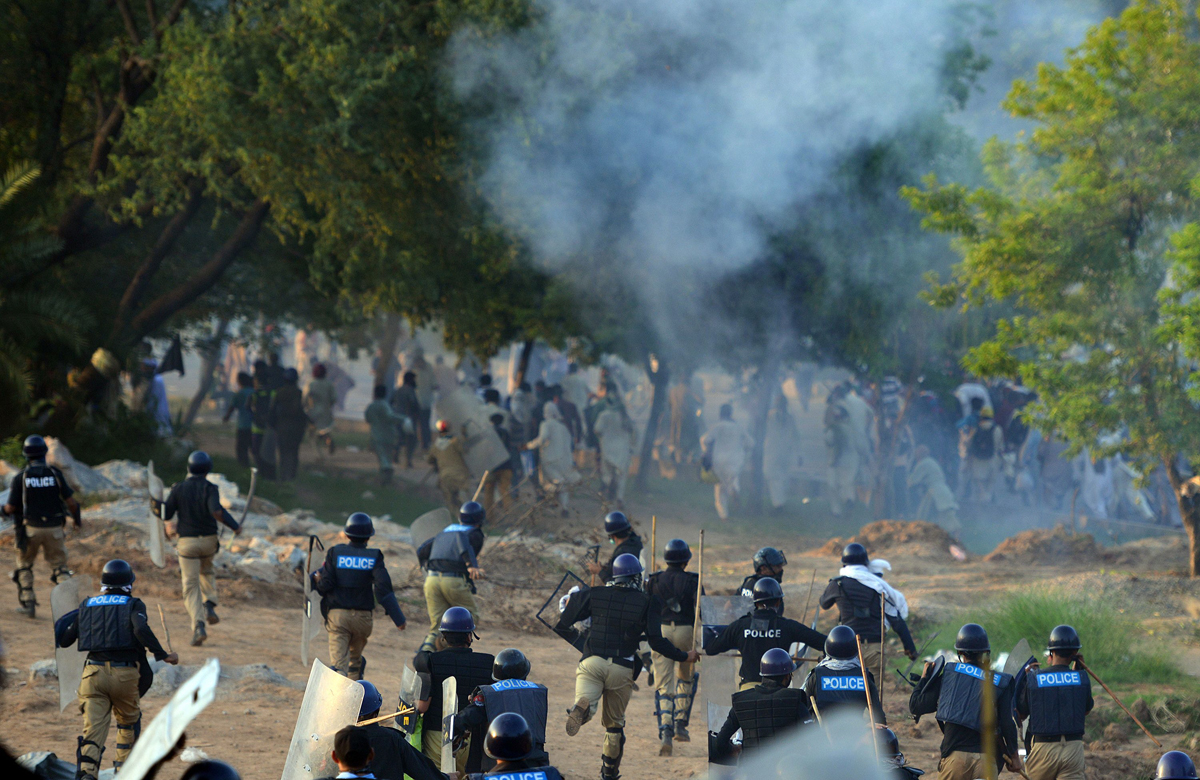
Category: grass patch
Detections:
[{"x1": 931, "y1": 588, "x2": 1181, "y2": 686}]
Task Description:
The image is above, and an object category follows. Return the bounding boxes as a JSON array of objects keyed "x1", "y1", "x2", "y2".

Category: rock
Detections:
[
  {"x1": 236, "y1": 559, "x2": 279, "y2": 583},
  {"x1": 0, "y1": 460, "x2": 16, "y2": 478},
  {"x1": 206, "y1": 473, "x2": 241, "y2": 508},
  {"x1": 45, "y1": 438, "x2": 118, "y2": 495},
  {"x1": 180, "y1": 747, "x2": 210, "y2": 763},
  {"x1": 248, "y1": 495, "x2": 283, "y2": 516},
  {"x1": 84, "y1": 497, "x2": 155, "y2": 528},
  {"x1": 361, "y1": 490, "x2": 376, "y2": 500},
  {"x1": 149, "y1": 662, "x2": 300, "y2": 696},
  {"x1": 1132, "y1": 698, "x2": 1151, "y2": 722},
  {"x1": 29, "y1": 659, "x2": 57, "y2": 683},
  {"x1": 1102, "y1": 722, "x2": 1129, "y2": 742},
  {"x1": 269, "y1": 510, "x2": 323, "y2": 536},
  {"x1": 93, "y1": 460, "x2": 147, "y2": 491}
]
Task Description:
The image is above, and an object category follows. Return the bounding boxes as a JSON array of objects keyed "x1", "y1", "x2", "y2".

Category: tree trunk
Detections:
[
  {"x1": 373, "y1": 312, "x2": 405, "y2": 388},
  {"x1": 747, "y1": 362, "x2": 780, "y2": 515},
  {"x1": 1165, "y1": 457, "x2": 1200, "y2": 577},
  {"x1": 513, "y1": 339, "x2": 535, "y2": 391},
  {"x1": 635, "y1": 353, "x2": 670, "y2": 490},
  {"x1": 180, "y1": 317, "x2": 230, "y2": 430},
  {"x1": 872, "y1": 386, "x2": 915, "y2": 519}
]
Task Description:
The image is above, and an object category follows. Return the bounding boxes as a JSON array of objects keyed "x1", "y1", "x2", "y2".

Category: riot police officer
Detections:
[
  {"x1": 644, "y1": 538, "x2": 702, "y2": 754},
  {"x1": 877, "y1": 727, "x2": 926, "y2": 780},
  {"x1": 555, "y1": 554, "x2": 699, "y2": 780},
  {"x1": 452, "y1": 648, "x2": 550, "y2": 771},
  {"x1": 1016, "y1": 625, "x2": 1093, "y2": 780},
  {"x1": 180, "y1": 761, "x2": 243, "y2": 780},
  {"x1": 1156, "y1": 751, "x2": 1198, "y2": 779},
  {"x1": 417, "y1": 501, "x2": 486, "y2": 652},
  {"x1": 354, "y1": 680, "x2": 444, "y2": 780},
  {"x1": 159, "y1": 451, "x2": 241, "y2": 646},
  {"x1": 802, "y1": 625, "x2": 885, "y2": 723},
  {"x1": 4, "y1": 434, "x2": 81, "y2": 617},
  {"x1": 467, "y1": 713, "x2": 565, "y2": 780},
  {"x1": 414, "y1": 607, "x2": 496, "y2": 772},
  {"x1": 54, "y1": 560, "x2": 179, "y2": 780},
  {"x1": 710, "y1": 648, "x2": 813, "y2": 762},
  {"x1": 819, "y1": 542, "x2": 918, "y2": 674},
  {"x1": 587, "y1": 512, "x2": 643, "y2": 584},
  {"x1": 312, "y1": 512, "x2": 407, "y2": 679},
  {"x1": 706, "y1": 577, "x2": 826, "y2": 689},
  {"x1": 909, "y1": 623, "x2": 1022, "y2": 780},
  {"x1": 738, "y1": 547, "x2": 786, "y2": 599}
]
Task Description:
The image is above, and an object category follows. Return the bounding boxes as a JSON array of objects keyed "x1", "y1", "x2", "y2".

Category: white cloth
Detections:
[
  {"x1": 837, "y1": 564, "x2": 909, "y2": 622},
  {"x1": 530, "y1": 403, "x2": 579, "y2": 488},
  {"x1": 817, "y1": 658, "x2": 861, "y2": 672},
  {"x1": 764, "y1": 407, "x2": 800, "y2": 508},
  {"x1": 954, "y1": 382, "x2": 992, "y2": 418},
  {"x1": 560, "y1": 373, "x2": 591, "y2": 416},
  {"x1": 594, "y1": 408, "x2": 635, "y2": 472},
  {"x1": 701, "y1": 419, "x2": 752, "y2": 481}
]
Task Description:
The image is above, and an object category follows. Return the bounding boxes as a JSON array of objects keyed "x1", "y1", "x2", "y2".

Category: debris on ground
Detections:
[
  {"x1": 815, "y1": 520, "x2": 958, "y2": 561},
  {"x1": 984, "y1": 526, "x2": 1100, "y2": 564}
]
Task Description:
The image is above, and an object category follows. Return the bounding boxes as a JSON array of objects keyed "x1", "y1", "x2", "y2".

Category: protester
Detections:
[{"x1": 305, "y1": 363, "x2": 337, "y2": 456}]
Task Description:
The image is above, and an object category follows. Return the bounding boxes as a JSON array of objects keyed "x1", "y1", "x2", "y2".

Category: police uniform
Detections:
[
  {"x1": 454, "y1": 678, "x2": 550, "y2": 771},
  {"x1": 417, "y1": 522, "x2": 485, "y2": 648},
  {"x1": 802, "y1": 659, "x2": 885, "y2": 723},
  {"x1": 706, "y1": 607, "x2": 825, "y2": 689},
  {"x1": 909, "y1": 661, "x2": 1019, "y2": 780},
  {"x1": 313, "y1": 540, "x2": 407, "y2": 679},
  {"x1": 359, "y1": 722, "x2": 446, "y2": 780},
  {"x1": 645, "y1": 565, "x2": 700, "y2": 738},
  {"x1": 597, "y1": 532, "x2": 642, "y2": 584},
  {"x1": 414, "y1": 646, "x2": 496, "y2": 771},
  {"x1": 467, "y1": 760, "x2": 565, "y2": 780},
  {"x1": 7, "y1": 458, "x2": 76, "y2": 609},
  {"x1": 162, "y1": 474, "x2": 238, "y2": 633},
  {"x1": 1017, "y1": 664, "x2": 1093, "y2": 780},
  {"x1": 711, "y1": 679, "x2": 812, "y2": 760},
  {"x1": 55, "y1": 592, "x2": 170, "y2": 776},
  {"x1": 737, "y1": 573, "x2": 774, "y2": 601},
  {"x1": 819, "y1": 574, "x2": 916, "y2": 676}
]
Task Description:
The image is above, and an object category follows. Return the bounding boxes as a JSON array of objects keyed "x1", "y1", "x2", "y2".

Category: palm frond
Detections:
[
  {"x1": 0, "y1": 291, "x2": 91, "y2": 352},
  {"x1": 0, "y1": 162, "x2": 41, "y2": 210},
  {"x1": 0, "y1": 333, "x2": 33, "y2": 405}
]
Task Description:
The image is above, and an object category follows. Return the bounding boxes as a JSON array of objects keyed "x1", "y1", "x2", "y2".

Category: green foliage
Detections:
[{"x1": 0, "y1": 435, "x2": 24, "y2": 465}]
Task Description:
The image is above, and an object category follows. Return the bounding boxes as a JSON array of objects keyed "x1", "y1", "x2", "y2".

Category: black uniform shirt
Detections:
[
  {"x1": 56, "y1": 594, "x2": 170, "y2": 664},
  {"x1": 909, "y1": 663, "x2": 1019, "y2": 758},
  {"x1": 819, "y1": 575, "x2": 916, "y2": 654},
  {"x1": 163, "y1": 475, "x2": 236, "y2": 536},
  {"x1": 554, "y1": 585, "x2": 688, "y2": 664},
  {"x1": 598, "y1": 532, "x2": 642, "y2": 583},
  {"x1": 8, "y1": 461, "x2": 73, "y2": 525},
  {"x1": 418, "y1": 525, "x2": 485, "y2": 575},
  {"x1": 645, "y1": 566, "x2": 702, "y2": 625},
  {"x1": 361, "y1": 722, "x2": 446, "y2": 780},
  {"x1": 707, "y1": 608, "x2": 826, "y2": 683}
]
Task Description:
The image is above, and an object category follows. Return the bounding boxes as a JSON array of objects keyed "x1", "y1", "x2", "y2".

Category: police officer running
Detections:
[
  {"x1": 54, "y1": 559, "x2": 178, "y2": 780},
  {"x1": 587, "y1": 512, "x2": 642, "y2": 584},
  {"x1": 555, "y1": 553, "x2": 699, "y2": 780},
  {"x1": 710, "y1": 648, "x2": 813, "y2": 763},
  {"x1": 738, "y1": 547, "x2": 786, "y2": 600},
  {"x1": 452, "y1": 648, "x2": 550, "y2": 771},
  {"x1": 413, "y1": 607, "x2": 496, "y2": 772},
  {"x1": 5, "y1": 434, "x2": 81, "y2": 617},
  {"x1": 644, "y1": 538, "x2": 702, "y2": 754},
  {"x1": 158, "y1": 451, "x2": 241, "y2": 646},
  {"x1": 1016, "y1": 625, "x2": 1093, "y2": 780},
  {"x1": 1156, "y1": 751, "x2": 1198, "y2": 780},
  {"x1": 802, "y1": 625, "x2": 885, "y2": 724},
  {"x1": 466, "y1": 713, "x2": 565, "y2": 780},
  {"x1": 353, "y1": 680, "x2": 444, "y2": 780},
  {"x1": 706, "y1": 577, "x2": 826, "y2": 690},
  {"x1": 417, "y1": 501, "x2": 486, "y2": 652},
  {"x1": 877, "y1": 728, "x2": 926, "y2": 780},
  {"x1": 312, "y1": 513, "x2": 407, "y2": 680},
  {"x1": 909, "y1": 623, "x2": 1022, "y2": 780},
  {"x1": 819, "y1": 543, "x2": 917, "y2": 674}
]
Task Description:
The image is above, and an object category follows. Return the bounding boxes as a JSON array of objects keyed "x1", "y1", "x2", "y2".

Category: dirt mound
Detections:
[
  {"x1": 984, "y1": 526, "x2": 1099, "y2": 564},
  {"x1": 815, "y1": 520, "x2": 958, "y2": 560}
]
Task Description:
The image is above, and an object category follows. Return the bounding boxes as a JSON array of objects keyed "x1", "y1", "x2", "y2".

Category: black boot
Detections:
[
  {"x1": 191, "y1": 622, "x2": 207, "y2": 646},
  {"x1": 204, "y1": 601, "x2": 220, "y2": 625}
]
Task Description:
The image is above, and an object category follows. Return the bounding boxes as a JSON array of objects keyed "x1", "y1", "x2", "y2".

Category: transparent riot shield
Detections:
[
  {"x1": 410, "y1": 508, "x2": 453, "y2": 550},
  {"x1": 535, "y1": 571, "x2": 588, "y2": 652},
  {"x1": 146, "y1": 462, "x2": 166, "y2": 569},
  {"x1": 280, "y1": 660, "x2": 365, "y2": 780},
  {"x1": 431, "y1": 389, "x2": 510, "y2": 476},
  {"x1": 700, "y1": 594, "x2": 752, "y2": 631},
  {"x1": 397, "y1": 665, "x2": 421, "y2": 735},
  {"x1": 51, "y1": 574, "x2": 91, "y2": 711},
  {"x1": 441, "y1": 677, "x2": 458, "y2": 773},
  {"x1": 699, "y1": 595, "x2": 749, "y2": 736},
  {"x1": 116, "y1": 659, "x2": 220, "y2": 780},
  {"x1": 300, "y1": 589, "x2": 322, "y2": 666}
]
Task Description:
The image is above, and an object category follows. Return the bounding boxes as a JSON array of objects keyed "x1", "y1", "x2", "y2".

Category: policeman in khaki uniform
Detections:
[
  {"x1": 4, "y1": 435, "x2": 81, "y2": 617},
  {"x1": 158, "y1": 451, "x2": 241, "y2": 646},
  {"x1": 1016, "y1": 625, "x2": 1093, "y2": 780},
  {"x1": 452, "y1": 648, "x2": 550, "y2": 770},
  {"x1": 54, "y1": 560, "x2": 178, "y2": 780},
  {"x1": 417, "y1": 501, "x2": 486, "y2": 652},
  {"x1": 644, "y1": 538, "x2": 702, "y2": 754},
  {"x1": 312, "y1": 513, "x2": 407, "y2": 679}
]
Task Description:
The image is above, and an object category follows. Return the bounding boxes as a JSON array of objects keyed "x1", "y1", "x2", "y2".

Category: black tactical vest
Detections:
[
  {"x1": 467, "y1": 767, "x2": 564, "y2": 780},
  {"x1": 832, "y1": 577, "x2": 884, "y2": 638},
  {"x1": 646, "y1": 567, "x2": 699, "y2": 624},
  {"x1": 936, "y1": 663, "x2": 1013, "y2": 732},
  {"x1": 429, "y1": 649, "x2": 496, "y2": 719},
  {"x1": 481, "y1": 680, "x2": 549, "y2": 748},
  {"x1": 737, "y1": 610, "x2": 788, "y2": 682},
  {"x1": 20, "y1": 463, "x2": 67, "y2": 526},
  {"x1": 1027, "y1": 668, "x2": 1089, "y2": 736},
  {"x1": 77, "y1": 594, "x2": 138, "y2": 653},
  {"x1": 325, "y1": 544, "x2": 383, "y2": 611},
  {"x1": 586, "y1": 586, "x2": 649, "y2": 659},
  {"x1": 429, "y1": 525, "x2": 475, "y2": 574},
  {"x1": 813, "y1": 666, "x2": 869, "y2": 708},
  {"x1": 731, "y1": 684, "x2": 810, "y2": 750}
]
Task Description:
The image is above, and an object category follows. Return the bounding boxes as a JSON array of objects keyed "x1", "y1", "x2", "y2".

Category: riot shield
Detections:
[
  {"x1": 397, "y1": 665, "x2": 421, "y2": 735},
  {"x1": 699, "y1": 594, "x2": 752, "y2": 634},
  {"x1": 411, "y1": 508, "x2": 452, "y2": 550},
  {"x1": 51, "y1": 574, "x2": 91, "y2": 711},
  {"x1": 431, "y1": 389, "x2": 510, "y2": 476},
  {"x1": 535, "y1": 571, "x2": 588, "y2": 652},
  {"x1": 702, "y1": 653, "x2": 739, "y2": 735},
  {"x1": 280, "y1": 660, "x2": 366, "y2": 780},
  {"x1": 115, "y1": 658, "x2": 220, "y2": 780},
  {"x1": 301, "y1": 589, "x2": 322, "y2": 666},
  {"x1": 441, "y1": 676, "x2": 458, "y2": 773},
  {"x1": 146, "y1": 462, "x2": 166, "y2": 569}
]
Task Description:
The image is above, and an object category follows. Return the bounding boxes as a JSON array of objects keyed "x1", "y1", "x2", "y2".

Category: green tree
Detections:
[{"x1": 906, "y1": 0, "x2": 1200, "y2": 574}]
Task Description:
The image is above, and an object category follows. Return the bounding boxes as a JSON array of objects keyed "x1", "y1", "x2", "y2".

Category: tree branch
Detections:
[
  {"x1": 161, "y1": 0, "x2": 189, "y2": 29},
  {"x1": 145, "y1": 0, "x2": 160, "y2": 41},
  {"x1": 115, "y1": 0, "x2": 143, "y2": 45}
]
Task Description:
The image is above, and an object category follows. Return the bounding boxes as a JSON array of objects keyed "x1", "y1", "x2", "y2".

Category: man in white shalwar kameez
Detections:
[
  {"x1": 526, "y1": 401, "x2": 580, "y2": 515},
  {"x1": 701, "y1": 404, "x2": 752, "y2": 521}
]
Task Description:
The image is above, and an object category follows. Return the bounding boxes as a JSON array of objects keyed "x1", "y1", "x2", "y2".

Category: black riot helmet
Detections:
[
  {"x1": 22, "y1": 434, "x2": 47, "y2": 459},
  {"x1": 344, "y1": 512, "x2": 375, "y2": 539},
  {"x1": 753, "y1": 546, "x2": 787, "y2": 571},
  {"x1": 1048, "y1": 624, "x2": 1082, "y2": 653},
  {"x1": 876, "y1": 727, "x2": 906, "y2": 767},
  {"x1": 604, "y1": 511, "x2": 632, "y2": 536},
  {"x1": 1157, "y1": 751, "x2": 1199, "y2": 780},
  {"x1": 610, "y1": 553, "x2": 643, "y2": 586},
  {"x1": 824, "y1": 625, "x2": 858, "y2": 661},
  {"x1": 841, "y1": 543, "x2": 869, "y2": 565},
  {"x1": 663, "y1": 539, "x2": 692, "y2": 564},
  {"x1": 954, "y1": 623, "x2": 990, "y2": 654},
  {"x1": 484, "y1": 713, "x2": 534, "y2": 761},
  {"x1": 751, "y1": 576, "x2": 784, "y2": 605},
  {"x1": 460, "y1": 501, "x2": 485, "y2": 527},
  {"x1": 760, "y1": 648, "x2": 795, "y2": 679},
  {"x1": 180, "y1": 761, "x2": 242, "y2": 780},
  {"x1": 100, "y1": 559, "x2": 135, "y2": 588},
  {"x1": 492, "y1": 648, "x2": 532, "y2": 681},
  {"x1": 187, "y1": 450, "x2": 213, "y2": 475}
]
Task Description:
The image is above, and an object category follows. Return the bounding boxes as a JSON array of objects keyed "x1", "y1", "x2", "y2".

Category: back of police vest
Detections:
[{"x1": 78, "y1": 594, "x2": 138, "y2": 653}]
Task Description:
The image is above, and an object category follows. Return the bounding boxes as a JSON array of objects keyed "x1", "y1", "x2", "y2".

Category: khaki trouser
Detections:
[
  {"x1": 15, "y1": 525, "x2": 69, "y2": 602},
  {"x1": 326, "y1": 608, "x2": 373, "y2": 679},
  {"x1": 575, "y1": 656, "x2": 634, "y2": 763},
  {"x1": 421, "y1": 710, "x2": 470, "y2": 772},
  {"x1": 481, "y1": 469, "x2": 513, "y2": 516},
  {"x1": 938, "y1": 751, "x2": 986, "y2": 780},
  {"x1": 652, "y1": 624, "x2": 695, "y2": 729},
  {"x1": 422, "y1": 573, "x2": 478, "y2": 648},
  {"x1": 176, "y1": 535, "x2": 219, "y2": 628},
  {"x1": 860, "y1": 641, "x2": 884, "y2": 679},
  {"x1": 1026, "y1": 739, "x2": 1085, "y2": 780},
  {"x1": 79, "y1": 662, "x2": 141, "y2": 773}
]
